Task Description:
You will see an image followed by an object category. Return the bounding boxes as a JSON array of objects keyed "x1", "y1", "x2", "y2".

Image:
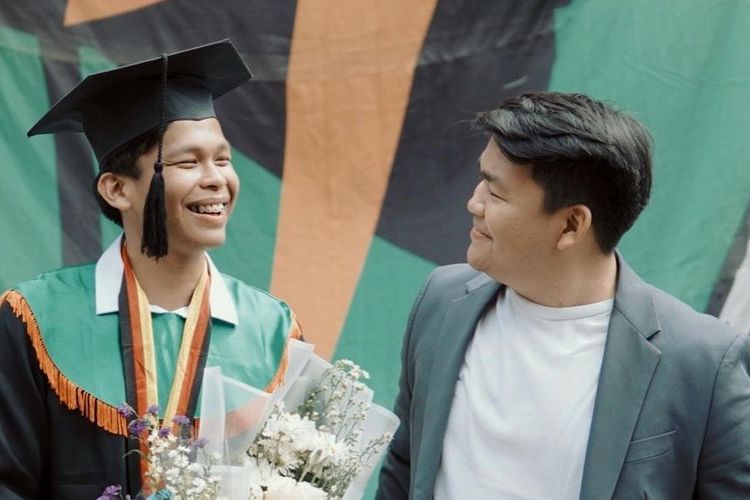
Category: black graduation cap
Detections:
[{"x1": 28, "y1": 39, "x2": 252, "y2": 259}]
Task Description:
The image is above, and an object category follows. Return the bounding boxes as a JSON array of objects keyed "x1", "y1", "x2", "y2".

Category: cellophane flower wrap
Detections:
[{"x1": 202, "y1": 339, "x2": 400, "y2": 499}]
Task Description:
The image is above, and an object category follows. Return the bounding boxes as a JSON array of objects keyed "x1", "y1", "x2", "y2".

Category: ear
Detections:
[
  {"x1": 97, "y1": 172, "x2": 133, "y2": 212},
  {"x1": 556, "y1": 204, "x2": 592, "y2": 251}
]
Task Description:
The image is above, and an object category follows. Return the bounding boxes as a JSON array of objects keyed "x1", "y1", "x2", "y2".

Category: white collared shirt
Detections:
[{"x1": 95, "y1": 234, "x2": 238, "y2": 325}]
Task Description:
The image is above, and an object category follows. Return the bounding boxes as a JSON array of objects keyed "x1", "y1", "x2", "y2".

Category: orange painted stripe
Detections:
[
  {"x1": 271, "y1": 0, "x2": 438, "y2": 359},
  {"x1": 63, "y1": 0, "x2": 167, "y2": 26}
]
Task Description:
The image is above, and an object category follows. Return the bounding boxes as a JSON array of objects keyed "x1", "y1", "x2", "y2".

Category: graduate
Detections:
[{"x1": 0, "y1": 39, "x2": 301, "y2": 499}]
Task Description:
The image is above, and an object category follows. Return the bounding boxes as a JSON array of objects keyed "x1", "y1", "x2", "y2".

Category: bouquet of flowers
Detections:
[
  {"x1": 98, "y1": 405, "x2": 221, "y2": 500},
  {"x1": 199, "y1": 339, "x2": 400, "y2": 499},
  {"x1": 244, "y1": 359, "x2": 396, "y2": 499},
  {"x1": 101, "y1": 340, "x2": 399, "y2": 499}
]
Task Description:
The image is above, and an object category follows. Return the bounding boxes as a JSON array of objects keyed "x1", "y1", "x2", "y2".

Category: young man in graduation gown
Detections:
[{"x1": 0, "y1": 40, "x2": 301, "y2": 499}]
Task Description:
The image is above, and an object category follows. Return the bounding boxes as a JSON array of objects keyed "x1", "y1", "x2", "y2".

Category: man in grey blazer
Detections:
[{"x1": 376, "y1": 92, "x2": 750, "y2": 499}]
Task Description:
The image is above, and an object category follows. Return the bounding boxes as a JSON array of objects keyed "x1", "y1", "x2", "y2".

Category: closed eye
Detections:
[
  {"x1": 164, "y1": 159, "x2": 198, "y2": 168},
  {"x1": 482, "y1": 179, "x2": 505, "y2": 200},
  {"x1": 215, "y1": 157, "x2": 232, "y2": 166}
]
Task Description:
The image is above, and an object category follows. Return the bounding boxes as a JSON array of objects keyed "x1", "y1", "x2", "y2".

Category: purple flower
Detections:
[
  {"x1": 172, "y1": 415, "x2": 190, "y2": 426},
  {"x1": 127, "y1": 419, "x2": 148, "y2": 437},
  {"x1": 96, "y1": 484, "x2": 122, "y2": 499},
  {"x1": 158, "y1": 427, "x2": 171, "y2": 438},
  {"x1": 116, "y1": 404, "x2": 135, "y2": 419},
  {"x1": 146, "y1": 404, "x2": 160, "y2": 416},
  {"x1": 191, "y1": 437, "x2": 208, "y2": 449}
]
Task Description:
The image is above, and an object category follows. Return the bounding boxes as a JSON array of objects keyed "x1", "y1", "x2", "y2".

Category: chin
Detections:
[
  {"x1": 184, "y1": 232, "x2": 226, "y2": 252},
  {"x1": 466, "y1": 245, "x2": 484, "y2": 269},
  {"x1": 466, "y1": 255, "x2": 486, "y2": 274},
  {"x1": 203, "y1": 235, "x2": 226, "y2": 249}
]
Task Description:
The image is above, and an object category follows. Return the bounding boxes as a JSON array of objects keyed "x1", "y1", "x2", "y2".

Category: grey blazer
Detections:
[{"x1": 376, "y1": 258, "x2": 750, "y2": 499}]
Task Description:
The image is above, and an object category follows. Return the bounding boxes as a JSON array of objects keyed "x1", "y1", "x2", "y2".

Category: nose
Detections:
[
  {"x1": 199, "y1": 162, "x2": 227, "y2": 190},
  {"x1": 467, "y1": 181, "x2": 485, "y2": 217}
]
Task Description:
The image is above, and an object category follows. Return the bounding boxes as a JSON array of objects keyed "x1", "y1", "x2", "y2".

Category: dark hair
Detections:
[
  {"x1": 475, "y1": 91, "x2": 652, "y2": 253},
  {"x1": 93, "y1": 128, "x2": 160, "y2": 226}
]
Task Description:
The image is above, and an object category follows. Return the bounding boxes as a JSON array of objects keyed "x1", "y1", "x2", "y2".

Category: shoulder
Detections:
[
  {"x1": 427, "y1": 263, "x2": 484, "y2": 284},
  {"x1": 219, "y1": 273, "x2": 294, "y2": 320},
  {"x1": 7, "y1": 264, "x2": 96, "y2": 304},
  {"x1": 422, "y1": 263, "x2": 487, "y2": 296},
  {"x1": 645, "y1": 282, "x2": 744, "y2": 362},
  {"x1": 412, "y1": 263, "x2": 495, "y2": 311},
  {"x1": 648, "y1": 283, "x2": 739, "y2": 341},
  {"x1": 220, "y1": 274, "x2": 290, "y2": 308},
  {"x1": 405, "y1": 263, "x2": 494, "y2": 336}
]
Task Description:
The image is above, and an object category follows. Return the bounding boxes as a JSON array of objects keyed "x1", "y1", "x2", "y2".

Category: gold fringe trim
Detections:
[
  {"x1": 264, "y1": 314, "x2": 304, "y2": 393},
  {"x1": 3, "y1": 291, "x2": 129, "y2": 436}
]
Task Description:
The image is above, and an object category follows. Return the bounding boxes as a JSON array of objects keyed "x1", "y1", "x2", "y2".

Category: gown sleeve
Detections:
[{"x1": 0, "y1": 293, "x2": 49, "y2": 499}]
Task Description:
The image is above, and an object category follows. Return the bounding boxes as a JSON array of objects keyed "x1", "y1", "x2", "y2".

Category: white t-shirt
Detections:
[{"x1": 434, "y1": 287, "x2": 613, "y2": 500}]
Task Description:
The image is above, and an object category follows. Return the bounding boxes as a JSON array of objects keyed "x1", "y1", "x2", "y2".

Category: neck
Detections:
[
  {"x1": 513, "y1": 251, "x2": 618, "y2": 308},
  {"x1": 124, "y1": 237, "x2": 206, "y2": 311}
]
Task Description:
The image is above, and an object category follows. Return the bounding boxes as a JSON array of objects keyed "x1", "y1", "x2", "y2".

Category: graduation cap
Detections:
[{"x1": 28, "y1": 39, "x2": 252, "y2": 259}]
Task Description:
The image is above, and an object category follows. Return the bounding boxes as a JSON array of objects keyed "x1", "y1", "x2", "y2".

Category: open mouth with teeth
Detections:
[{"x1": 187, "y1": 202, "x2": 228, "y2": 216}]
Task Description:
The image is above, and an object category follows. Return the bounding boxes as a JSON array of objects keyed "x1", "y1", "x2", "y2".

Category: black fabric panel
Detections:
[
  {"x1": 706, "y1": 200, "x2": 750, "y2": 316},
  {"x1": 376, "y1": 0, "x2": 569, "y2": 265},
  {"x1": 117, "y1": 274, "x2": 142, "y2": 493},
  {"x1": 185, "y1": 319, "x2": 212, "y2": 422},
  {"x1": 39, "y1": 35, "x2": 102, "y2": 266},
  {"x1": 0, "y1": 300, "x2": 131, "y2": 499}
]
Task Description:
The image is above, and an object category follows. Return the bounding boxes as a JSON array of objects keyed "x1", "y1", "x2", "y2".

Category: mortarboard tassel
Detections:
[{"x1": 141, "y1": 54, "x2": 169, "y2": 259}]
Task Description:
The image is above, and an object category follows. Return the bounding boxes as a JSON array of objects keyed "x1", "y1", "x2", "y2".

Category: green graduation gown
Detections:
[{"x1": 0, "y1": 263, "x2": 299, "y2": 499}]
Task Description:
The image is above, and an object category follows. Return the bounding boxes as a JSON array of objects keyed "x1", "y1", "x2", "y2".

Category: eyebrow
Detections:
[
  {"x1": 480, "y1": 168, "x2": 507, "y2": 191},
  {"x1": 168, "y1": 140, "x2": 232, "y2": 157}
]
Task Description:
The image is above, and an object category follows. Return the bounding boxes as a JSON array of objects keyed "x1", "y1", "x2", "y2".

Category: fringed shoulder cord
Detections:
[
  {"x1": 1, "y1": 290, "x2": 128, "y2": 436},
  {"x1": 264, "y1": 313, "x2": 305, "y2": 393}
]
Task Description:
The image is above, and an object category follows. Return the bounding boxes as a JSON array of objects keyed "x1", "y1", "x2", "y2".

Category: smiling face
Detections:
[
  {"x1": 123, "y1": 118, "x2": 239, "y2": 257},
  {"x1": 467, "y1": 139, "x2": 562, "y2": 288}
]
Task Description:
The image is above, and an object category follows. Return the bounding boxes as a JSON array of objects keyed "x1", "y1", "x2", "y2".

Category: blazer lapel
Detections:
[
  {"x1": 413, "y1": 273, "x2": 500, "y2": 500},
  {"x1": 579, "y1": 257, "x2": 662, "y2": 500}
]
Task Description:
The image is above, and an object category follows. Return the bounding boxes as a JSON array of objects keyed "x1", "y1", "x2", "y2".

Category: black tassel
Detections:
[
  {"x1": 141, "y1": 53, "x2": 169, "y2": 259},
  {"x1": 141, "y1": 160, "x2": 168, "y2": 258}
]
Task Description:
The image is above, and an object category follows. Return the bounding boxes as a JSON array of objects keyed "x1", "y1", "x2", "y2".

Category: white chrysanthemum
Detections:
[
  {"x1": 264, "y1": 475, "x2": 328, "y2": 500},
  {"x1": 246, "y1": 457, "x2": 276, "y2": 485},
  {"x1": 293, "y1": 426, "x2": 331, "y2": 454}
]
